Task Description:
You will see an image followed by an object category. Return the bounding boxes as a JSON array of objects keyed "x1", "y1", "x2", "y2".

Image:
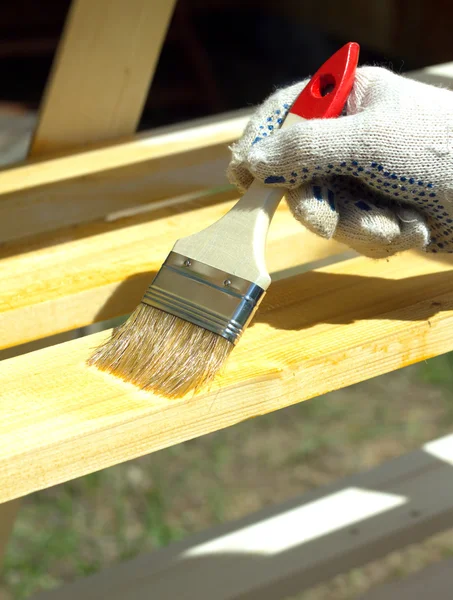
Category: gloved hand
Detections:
[{"x1": 227, "y1": 66, "x2": 453, "y2": 258}]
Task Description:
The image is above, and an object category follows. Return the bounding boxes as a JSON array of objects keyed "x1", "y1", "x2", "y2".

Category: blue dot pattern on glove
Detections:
[
  {"x1": 313, "y1": 185, "x2": 336, "y2": 211},
  {"x1": 252, "y1": 104, "x2": 291, "y2": 146},
  {"x1": 260, "y1": 158, "x2": 452, "y2": 253},
  {"x1": 249, "y1": 99, "x2": 452, "y2": 252}
]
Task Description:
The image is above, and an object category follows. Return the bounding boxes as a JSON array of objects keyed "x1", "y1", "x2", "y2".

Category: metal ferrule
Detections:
[{"x1": 141, "y1": 252, "x2": 266, "y2": 345}]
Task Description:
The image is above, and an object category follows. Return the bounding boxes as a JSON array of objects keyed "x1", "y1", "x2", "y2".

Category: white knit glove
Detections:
[{"x1": 227, "y1": 67, "x2": 453, "y2": 258}]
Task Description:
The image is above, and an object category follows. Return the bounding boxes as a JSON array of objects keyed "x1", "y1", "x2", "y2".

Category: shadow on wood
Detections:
[
  {"x1": 91, "y1": 254, "x2": 453, "y2": 336},
  {"x1": 0, "y1": 188, "x2": 233, "y2": 260},
  {"x1": 254, "y1": 268, "x2": 453, "y2": 331},
  {"x1": 92, "y1": 271, "x2": 157, "y2": 324}
]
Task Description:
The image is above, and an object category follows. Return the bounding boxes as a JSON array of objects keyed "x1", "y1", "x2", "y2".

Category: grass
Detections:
[
  {"x1": 419, "y1": 352, "x2": 453, "y2": 387},
  {"x1": 3, "y1": 353, "x2": 453, "y2": 599}
]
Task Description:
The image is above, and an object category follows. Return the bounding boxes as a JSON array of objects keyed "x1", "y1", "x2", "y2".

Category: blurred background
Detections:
[
  {"x1": 2, "y1": 0, "x2": 453, "y2": 598},
  {"x1": 0, "y1": 0, "x2": 452, "y2": 130}
]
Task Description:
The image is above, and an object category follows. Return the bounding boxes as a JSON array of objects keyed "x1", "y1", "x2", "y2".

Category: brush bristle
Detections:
[{"x1": 87, "y1": 303, "x2": 233, "y2": 398}]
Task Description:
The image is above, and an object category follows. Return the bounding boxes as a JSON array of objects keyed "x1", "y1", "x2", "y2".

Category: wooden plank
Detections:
[
  {"x1": 1, "y1": 0, "x2": 172, "y2": 568},
  {"x1": 29, "y1": 433, "x2": 453, "y2": 600},
  {"x1": 30, "y1": 0, "x2": 176, "y2": 155},
  {"x1": 0, "y1": 56, "x2": 445, "y2": 348},
  {"x1": 0, "y1": 112, "x2": 250, "y2": 243},
  {"x1": 1, "y1": 250, "x2": 453, "y2": 502},
  {"x1": 0, "y1": 191, "x2": 348, "y2": 351},
  {"x1": 0, "y1": 59, "x2": 451, "y2": 243},
  {"x1": 360, "y1": 559, "x2": 453, "y2": 599},
  {"x1": 0, "y1": 0, "x2": 177, "y2": 574},
  {"x1": 0, "y1": 0, "x2": 178, "y2": 556}
]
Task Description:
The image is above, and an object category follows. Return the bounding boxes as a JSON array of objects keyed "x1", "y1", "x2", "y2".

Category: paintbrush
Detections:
[{"x1": 88, "y1": 42, "x2": 360, "y2": 397}]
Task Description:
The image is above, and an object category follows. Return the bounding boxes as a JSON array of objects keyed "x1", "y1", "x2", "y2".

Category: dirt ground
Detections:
[{"x1": 3, "y1": 354, "x2": 453, "y2": 599}]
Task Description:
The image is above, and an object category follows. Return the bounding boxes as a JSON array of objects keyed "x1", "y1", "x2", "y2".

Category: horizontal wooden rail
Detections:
[
  {"x1": 1, "y1": 61, "x2": 452, "y2": 244},
  {"x1": 0, "y1": 111, "x2": 250, "y2": 243},
  {"x1": 30, "y1": 433, "x2": 453, "y2": 600},
  {"x1": 0, "y1": 192, "x2": 348, "y2": 351},
  {"x1": 1, "y1": 250, "x2": 453, "y2": 503}
]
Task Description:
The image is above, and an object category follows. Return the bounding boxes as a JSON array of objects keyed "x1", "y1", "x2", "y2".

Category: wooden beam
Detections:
[
  {"x1": 1, "y1": 250, "x2": 453, "y2": 503},
  {"x1": 0, "y1": 60, "x2": 452, "y2": 244},
  {"x1": 0, "y1": 192, "x2": 347, "y2": 351},
  {"x1": 0, "y1": 113, "x2": 250, "y2": 243},
  {"x1": 28, "y1": 433, "x2": 453, "y2": 600},
  {"x1": 0, "y1": 0, "x2": 178, "y2": 563},
  {"x1": 2, "y1": 0, "x2": 176, "y2": 569},
  {"x1": 0, "y1": 0, "x2": 176, "y2": 577},
  {"x1": 30, "y1": 0, "x2": 176, "y2": 155},
  {"x1": 1, "y1": 113, "x2": 249, "y2": 196}
]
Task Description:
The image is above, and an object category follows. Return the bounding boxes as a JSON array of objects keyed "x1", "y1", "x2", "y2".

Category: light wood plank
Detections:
[
  {"x1": 1, "y1": 58, "x2": 452, "y2": 243},
  {"x1": 30, "y1": 0, "x2": 176, "y2": 154},
  {"x1": 0, "y1": 0, "x2": 178, "y2": 554},
  {"x1": 2, "y1": 0, "x2": 170, "y2": 566},
  {"x1": 0, "y1": 113, "x2": 249, "y2": 243},
  {"x1": 0, "y1": 0, "x2": 175, "y2": 570},
  {"x1": 1, "y1": 251, "x2": 453, "y2": 502},
  {"x1": 0, "y1": 192, "x2": 347, "y2": 350},
  {"x1": 28, "y1": 434, "x2": 453, "y2": 600}
]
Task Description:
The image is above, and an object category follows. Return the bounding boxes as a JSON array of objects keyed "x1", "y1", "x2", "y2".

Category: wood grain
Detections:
[
  {"x1": 0, "y1": 112, "x2": 249, "y2": 243},
  {"x1": 1, "y1": 250, "x2": 453, "y2": 503},
  {"x1": 0, "y1": 0, "x2": 177, "y2": 558},
  {"x1": 1, "y1": 60, "x2": 451, "y2": 243},
  {"x1": 0, "y1": 195, "x2": 347, "y2": 350},
  {"x1": 30, "y1": 0, "x2": 176, "y2": 154},
  {"x1": 1, "y1": 0, "x2": 175, "y2": 564}
]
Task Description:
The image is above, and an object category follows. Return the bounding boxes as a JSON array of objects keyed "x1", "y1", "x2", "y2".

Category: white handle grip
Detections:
[
  {"x1": 174, "y1": 181, "x2": 284, "y2": 288},
  {"x1": 174, "y1": 113, "x2": 305, "y2": 288}
]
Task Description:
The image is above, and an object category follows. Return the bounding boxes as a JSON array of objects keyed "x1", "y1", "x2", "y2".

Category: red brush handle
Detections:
[{"x1": 289, "y1": 42, "x2": 360, "y2": 120}]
